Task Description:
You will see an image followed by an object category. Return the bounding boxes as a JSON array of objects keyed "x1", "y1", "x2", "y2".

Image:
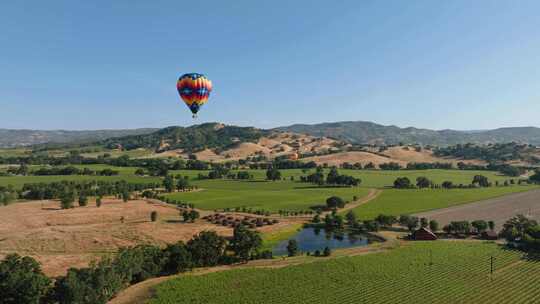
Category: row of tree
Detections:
[
  {"x1": 301, "y1": 167, "x2": 361, "y2": 187},
  {"x1": 0, "y1": 228, "x2": 269, "y2": 304}
]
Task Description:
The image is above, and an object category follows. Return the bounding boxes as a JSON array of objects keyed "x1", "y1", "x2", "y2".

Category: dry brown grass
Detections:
[{"x1": 0, "y1": 199, "x2": 232, "y2": 276}]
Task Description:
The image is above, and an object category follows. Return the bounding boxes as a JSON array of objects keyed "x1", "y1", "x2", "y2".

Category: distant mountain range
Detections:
[
  {"x1": 0, "y1": 128, "x2": 158, "y2": 148},
  {"x1": 275, "y1": 121, "x2": 540, "y2": 146},
  {"x1": 1, "y1": 121, "x2": 540, "y2": 148}
]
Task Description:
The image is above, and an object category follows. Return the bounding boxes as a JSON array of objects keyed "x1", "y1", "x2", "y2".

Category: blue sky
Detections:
[{"x1": 1, "y1": 1, "x2": 539, "y2": 130}]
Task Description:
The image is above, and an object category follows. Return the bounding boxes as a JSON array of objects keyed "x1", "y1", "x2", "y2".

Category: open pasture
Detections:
[{"x1": 149, "y1": 241, "x2": 540, "y2": 304}]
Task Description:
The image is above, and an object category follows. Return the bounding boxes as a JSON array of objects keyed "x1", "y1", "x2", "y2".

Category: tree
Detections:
[
  {"x1": 500, "y1": 215, "x2": 538, "y2": 242},
  {"x1": 326, "y1": 196, "x2": 345, "y2": 209},
  {"x1": 530, "y1": 171, "x2": 540, "y2": 183},
  {"x1": 375, "y1": 214, "x2": 397, "y2": 227},
  {"x1": 471, "y1": 220, "x2": 488, "y2": 233},
  {"x1": 134, "y1": 168, "x2": 145, "y2": 176},
  {"x1": 393, "y1": 177, "x2": 412, "y2": 189},
  {"x1": 488, "y1": 220, "x2": 495, "y2": 231},
  {"x1": 429, "y1": 220, "x2": 439, "y2": 232},
  {"x1": 182, "y1": 210, "x2": 199, "y2": 222},
  {"x1": 416, "y1": 177, "x2": 431, "y2": 189},
  {"x1": 472, "y1": 175, "x2": 489, "y2": 187},
  {"x1": 0, "y1": 254, "x2": 51, "y2": 304},
  {"x1": 266, "y1": 167, "x2": 281, "y2": 181},
  {"x1": 175, "y1": 176, "x2": 190, "y2": 191},
  {"x1": 163, "y1": 175, "x2": 175, "y2": 192},
  {"x1": 187, "y1": 231, "x2": 226, "y2": 267},
  {"x1": 121, "y1": 191, "x2": 130, "y2": 202},
  {"x1": 420, "y1": 217, "x2": 429, "y2": 228},
  {"x1": 96, "y1": 196, "x2": 102, "y2": 208},
  {"x1": 161, "y1": 242, "x2": 192, "y2": 275},
  {"x1": 286, "y1": 239, "x2": 298, "y2": 257},
  {"x1": 323, "y1": 246, "x2": 331, "y2": 257},
  {"x1": 78, "y1": 195, "x2": 88, "y2": 207},
  {"x1": 230, "y1": 225, "x2": 262, "y2": 261},
  {"x1": 326, "y1": 167, "x2": 340, "y2": 185},
  {"x1": 150, "y1": 211, "x2": 158, "y2": 222},
  {"x1": 442, "y1": 181, "x2": 453, "y2": 189},
  {"x1": 345, "y1": 211, "x2": 357, "y2": 226},
  {"x1": 60, "y1": 192, "x2": 75, "y2": 209}
]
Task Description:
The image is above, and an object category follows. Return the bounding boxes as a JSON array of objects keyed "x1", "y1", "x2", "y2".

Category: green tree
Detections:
[
  {"x1": 416, "y1": 177, "x2": 431, "y2": 189},
  {"x1": 471, "y1": 220, "x2": 488, "y2": 233},
  {"x1": 60, "y1": 192, "x2": 75, "y2": 209},
  {"x1": 472, "y1": 175, "x2": 489, "y2": 187},
  {"x1": 187, "y1": 231, "x2": 226, "y2": 267},
  {"x1": 230, "y1": 225, "x2": 262, "y2": 261},
  {"x1": 266, "y1": 167, "x2": 282, "y2": 181},
  {"x1": 326, "y1": 167, "x2": 339, "y2": 185},
  {"x1": 163, "y1": 175, "x2": 175, "y2": 192},
  {"x1": 286, "y1": 239, "x2": 298, "y2": 257},
  {"x1": 0, "y1": 254, "x2": 51, "y2": 304},
  {"x1": 323, "y1": 246, "x2": 332, "y2": 257},
  {"x1": 175, "y1": 176, "x2": 190, "y2": 191},
  {"x1": 345, "y1": 211, "x2": 357, "y2": 226},
  {"x1": 429, "y1": 220, "x2": 439, "y2": 232},
  {"x1": 326, "y1": 196, "x2": 345, "y2": 209},
  {"x1": 393, "y1": 177, "x2": 412, "y2": 189},
  {"x1": 78, "y1": 195, "x2": 88, "y2": 207},
  {"x1": 121, "y1": 191, "x2": 130, "y2": 202},
  {"x1": 161, "y1": 242, "x2": 192, "y2": 275},
  {"x1": 96, "y1": 196, "x2": 102, "y2": 208}
]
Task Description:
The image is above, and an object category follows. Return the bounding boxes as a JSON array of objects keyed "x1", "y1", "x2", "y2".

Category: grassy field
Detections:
[
  {"x1": 0, "y1": 167, "x2": 534, "y2": 215},
  {"x1": 165, "y1": 179, "x2": 370, "y2": 212},
  {"x1": 149, "y1": 241, "x2": 540, "y2": 304},
  {"x1": 353, "y1": 186, "x2": 538, "y2": 220}
]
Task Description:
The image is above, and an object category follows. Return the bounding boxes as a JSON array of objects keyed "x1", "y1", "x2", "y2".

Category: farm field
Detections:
[
  {"x1": 165, "y1": 179, "x2": 370, "y2": 212},
  {"x1": 415, "y1": 188, "x2": 540, "y2": 228},
  {"x1": 149, "y1": 241, "x2": 540, "y2": 304},
  {"x1": 353, "y1": 186, "x2": 538, "y2": 220},
  {"x1": 0, "y1": 167, "x2": 535, "y2": 215}
]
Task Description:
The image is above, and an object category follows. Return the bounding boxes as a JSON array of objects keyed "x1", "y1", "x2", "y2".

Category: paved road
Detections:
[{"x1": 414, "y1": 189, "x2": 540, "y2": 229}]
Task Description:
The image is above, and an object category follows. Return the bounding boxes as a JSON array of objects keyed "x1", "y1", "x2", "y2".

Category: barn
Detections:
[{"x1": 412, "y1": 227, "x2": 438, "y2": 241}]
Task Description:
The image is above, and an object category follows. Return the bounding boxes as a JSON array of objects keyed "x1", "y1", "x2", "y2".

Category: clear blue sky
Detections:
[{"x1": 2, "y1": 1, "x2": 539, "y2": 130}]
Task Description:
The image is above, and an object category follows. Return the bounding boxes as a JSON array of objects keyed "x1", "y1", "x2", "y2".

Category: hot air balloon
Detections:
[{"x1": 177, "y1": 73, "x2": 213, "y2": 118}]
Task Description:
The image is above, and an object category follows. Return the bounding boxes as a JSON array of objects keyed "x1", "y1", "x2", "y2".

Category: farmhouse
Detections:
[{"x1": 412, "y1": 227, "x2": 438, "y2": 241}]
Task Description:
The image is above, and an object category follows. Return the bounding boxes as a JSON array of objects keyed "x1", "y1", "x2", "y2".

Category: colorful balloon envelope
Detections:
[{"x1": 177, "y1": 73, "x2": 213, "y2": 118}]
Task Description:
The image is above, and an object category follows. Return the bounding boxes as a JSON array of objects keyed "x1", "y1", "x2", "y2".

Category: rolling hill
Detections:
[
  {"x1": 0, "y1": 128, "x2": 158, "y2": 148},
  {"x1": 275, "y1": 121, "x2": 540, "y2": 146}
]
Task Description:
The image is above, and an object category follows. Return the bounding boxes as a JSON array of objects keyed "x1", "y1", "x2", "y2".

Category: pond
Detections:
[{"x1": 272, "y1": 227, "x2": 376, "y2": 256}]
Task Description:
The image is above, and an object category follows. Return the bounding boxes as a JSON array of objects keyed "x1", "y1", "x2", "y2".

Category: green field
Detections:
[
  {"x1": 150, "y1": 241, "x2": 540, "y2": 304},
  {"x1": 165, "y1": 179, "x2": 370, "y2": 212},
  {"x1": 354, "y1": 186, "x2": 538, "y2": 220},
  {"x1": 0, "y1": 167, "x2": 534, "y2": 216}
]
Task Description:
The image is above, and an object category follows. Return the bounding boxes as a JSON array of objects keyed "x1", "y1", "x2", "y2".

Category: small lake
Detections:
[{"x1": 272, "y1": 227, "x2": 375, "y2": 256}]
